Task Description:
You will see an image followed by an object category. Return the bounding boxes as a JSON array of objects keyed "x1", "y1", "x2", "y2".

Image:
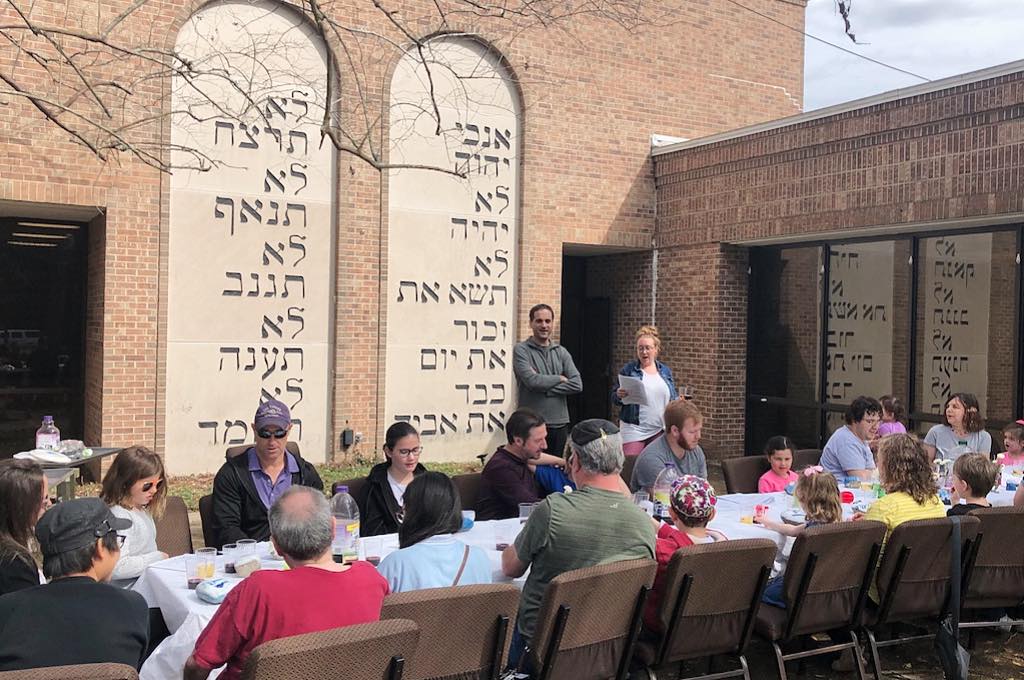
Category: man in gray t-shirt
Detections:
[
  {"x1": 820, "y1": 396, "x2": 881, "y2": 481},
  {"x1": 630, "y1": 400, "x2": 708, "y2": 492}
]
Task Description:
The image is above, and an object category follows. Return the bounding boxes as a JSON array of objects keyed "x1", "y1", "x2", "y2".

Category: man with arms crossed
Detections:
[{"x1": 513, "y1": 303, "x2": 583, "y2": 459}]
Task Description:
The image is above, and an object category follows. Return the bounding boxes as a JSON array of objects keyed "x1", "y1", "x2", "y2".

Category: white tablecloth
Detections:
[
  {"x1": 135, "y1": 488, "x2": 1017, "y2": 680},
  {"x1": 136, "y1": 517, "x2": 525, "y2": 680}
]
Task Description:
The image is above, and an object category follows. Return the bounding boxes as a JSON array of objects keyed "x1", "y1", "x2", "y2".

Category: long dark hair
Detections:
[
  {"x1": 0, "y1": 459, "x2": 45, "y2": 568},
  {"x1": 383, "y1": 422, "x2": 419, "y2": 462},
  {"x1": 398, "y1": 472, "x2": 461, "y2": 549}
]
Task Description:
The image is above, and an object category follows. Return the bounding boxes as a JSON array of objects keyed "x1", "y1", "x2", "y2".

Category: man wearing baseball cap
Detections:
[
  {"x1": 501, "y1": 419, "x2": 655, "y2": 671},
  {"x1": 0, "y1": 498, "x2": 149, "y2": 670},
  {"x1": 211, "y1": 398, "x2": 323, "y2": 547}
]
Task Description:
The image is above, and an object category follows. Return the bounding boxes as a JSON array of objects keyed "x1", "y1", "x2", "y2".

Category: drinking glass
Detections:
[
  {"x1": 494, "y1": 525, "x2": 514, "y2": 551},
  {"x1": 362, "y1": 537, "x2": 383, "y2": 567},
  {"x1": 518, "y1": 502, "x2": 537, "y2": 523},
  {"x1": 236, "y1": 538, "x2": 257, "y2": 557},
  {"x1": 221, "y1": 544, "x2": 238, "y2": 574},
  {"x1": 196, "y1": 547, "x2": 217, "y2": 579}
]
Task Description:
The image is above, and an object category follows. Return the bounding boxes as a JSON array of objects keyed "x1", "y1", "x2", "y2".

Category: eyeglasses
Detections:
[
  {"x1": 141, "y1": 480, "x2": 163, "y2": 493},
  {"x1": 94, "y1": 520, "x2": 127, "y2": 546},
  {"x1": 257, "y1": 428, "x2": 288, "y2": 439},
  {"x1": 394, "y1": 446, "x2": 422, "y2": 457}
]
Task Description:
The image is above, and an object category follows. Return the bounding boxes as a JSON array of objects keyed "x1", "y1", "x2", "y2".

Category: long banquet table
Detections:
[{"x1": 135, "y1": 483, "x2": 1018, "y2": 680}]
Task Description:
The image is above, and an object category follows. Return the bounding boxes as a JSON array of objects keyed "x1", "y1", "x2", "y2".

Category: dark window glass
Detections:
[{"x1": 0, "y1": 218, "x2": 87, "y2": 453}]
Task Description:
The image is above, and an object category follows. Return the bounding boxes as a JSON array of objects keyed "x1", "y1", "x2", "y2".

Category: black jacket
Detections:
[
  {"x1": 361, "y1": 461, "x2": 427, "y2": 537},
  {"x1": 211, "y1": 448, "x2": 323, "y2": 548}
]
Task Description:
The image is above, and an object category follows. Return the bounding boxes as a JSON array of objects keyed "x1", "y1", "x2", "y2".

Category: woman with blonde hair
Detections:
[
  {"x1": 101, "y1": 446, "x2": 168, "y2": 585},
  {"x1": 0, "y1": 459, "x2": 48, "y2": 595},
  {"x1": 612, "y1": 325, "x2": 680, "y2": 456}
]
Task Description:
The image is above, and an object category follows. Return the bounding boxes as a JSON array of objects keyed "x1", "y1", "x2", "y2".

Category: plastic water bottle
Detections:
[
  {"x1": 330, "y1": 486, "x2": 360, "y2": 563},
  {"x1": 652, "y1": 463, "x2": 680, "y2": 520},
  {"x1": 35, "y1": 416, "x2": 60, "y2": 451}
]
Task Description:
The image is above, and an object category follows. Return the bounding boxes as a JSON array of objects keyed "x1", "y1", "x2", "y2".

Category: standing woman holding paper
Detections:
[{"x1": 613, "y1": 326, "x2": 680, "y2": 456}]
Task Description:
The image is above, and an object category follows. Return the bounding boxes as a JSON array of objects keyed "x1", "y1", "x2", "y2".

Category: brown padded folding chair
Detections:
[
  {"x1": 792, "y1": 450, "x2": 821, "y2": 470},
  {"x1": 332, "y1": 478, "x2": 368, "y2": 514},
  {"x1": 197, "y1": 494, "x2": 216, "y2": 549},
  {"x1": 861, "y1": 516, "x2": 980, "y2": 680},
  {"x1": 527, "y1": 558, "x2": 657, "y2": 680},
  {"x1": 240, "y1": 619, "x2": 420, "y2": 680},
  {"x1": 0, "y1": 663, "x2": 138, "y2": 679},
  {"x1": 634, "y1": 538, "x2": 776, "y2": 680},
  {"x1": 956, "y1": 507, "x2": 1024, "y2": 646},
  {"x1": 755, "y1": 521, "x2": 887, "y2": 680},
  {"x1": 721, "y1": 457, "x2": 769, "y2": 494},
  {"x1": 154, "y1": 495, "x2": 193, "y2": 556},
  {"x1": 381, "y1": 583, "x2": 519, "y2": 680},
  {"x1": 452, "y1": 473, "x2": 482, "y2": 512}
]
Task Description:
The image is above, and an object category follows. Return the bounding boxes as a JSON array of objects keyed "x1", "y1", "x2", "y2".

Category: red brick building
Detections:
[{"x1": 0, "y1": 0, "x2": 808, "y2": 470}]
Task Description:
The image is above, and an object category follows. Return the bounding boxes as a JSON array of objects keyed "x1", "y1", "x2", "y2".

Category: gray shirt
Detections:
[
  {"x1": 924, "y1": 425, "x2": 992, "y2": 461},
  {"x1": 629, "y1": 434, "x2": 707, "y2": 492},
  {"x1": 820, "y1": 425, "x2": 875, "y2": 479},
  {"x1": 512, "y1": 338, "x2": 582, "y2": 426}
]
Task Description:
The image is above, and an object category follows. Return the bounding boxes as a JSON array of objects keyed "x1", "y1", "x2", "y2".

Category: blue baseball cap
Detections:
[{"x1": 254, "y1": 399, "x2": 291, "y2": 431}]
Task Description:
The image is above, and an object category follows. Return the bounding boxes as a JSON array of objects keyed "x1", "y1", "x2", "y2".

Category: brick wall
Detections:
[
  {"x1": 0, "y1": 0, "x2": 806, "y2": 464},
  {"x1": 656, "y1": 68, "x2": 1024, "y2": 458}
]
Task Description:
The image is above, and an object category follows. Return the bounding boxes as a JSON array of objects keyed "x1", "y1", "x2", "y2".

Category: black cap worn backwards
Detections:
[
  {"x1": 35, "y1": 497, "x2": 132, "y2": 556},
  {"x1": 570, "y1": 419, "x2": 620, "y2": 447}
]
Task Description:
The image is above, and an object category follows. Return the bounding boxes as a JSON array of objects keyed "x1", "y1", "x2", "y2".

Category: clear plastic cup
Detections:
[
  {"x1": 236, "y1": 539, "x2": 257, "y2": 556},
  {"x1": 221, "y1": 543, "x2": 238, "y2": 574},
  {"x1": 518, "y1": 503, "x2": 537, "y2": 523}
]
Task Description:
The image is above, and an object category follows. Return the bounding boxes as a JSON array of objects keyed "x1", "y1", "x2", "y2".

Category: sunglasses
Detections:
[
  {"x1": 141, "y1": 480, "x2": 163, "y2": 493},
  {"x1": 257, "y1": 429, "x2": 288, "y2": 440}
]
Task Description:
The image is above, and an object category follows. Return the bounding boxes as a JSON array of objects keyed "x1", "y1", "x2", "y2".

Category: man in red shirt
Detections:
[{"x1": 183, "y1": 486, "x2": 388, "y2": 680}]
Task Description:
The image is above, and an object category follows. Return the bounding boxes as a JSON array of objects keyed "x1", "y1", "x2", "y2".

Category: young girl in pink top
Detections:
[
  {"x1": 876, "y1": 395, "x2": 907, "y2": 437},
  {"x1": 999, "y1": 421, "x2": 1024, "y2": 468},
  {"x1": 758, "y1": 436, "x2": 799, "y2": 493}
]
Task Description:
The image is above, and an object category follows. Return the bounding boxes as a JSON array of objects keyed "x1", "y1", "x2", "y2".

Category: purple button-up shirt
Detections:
[{"x1": 247, "y1": 448, "x2": 300, "y2": 509}]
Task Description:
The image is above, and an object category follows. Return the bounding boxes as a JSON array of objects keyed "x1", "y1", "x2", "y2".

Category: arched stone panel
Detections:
[
  {"x1": 386, "y1": 38, "x2": 520, "y2": 459},
  {"x1": 167, "y1": 0, "x2": 335, "y2": 473}
]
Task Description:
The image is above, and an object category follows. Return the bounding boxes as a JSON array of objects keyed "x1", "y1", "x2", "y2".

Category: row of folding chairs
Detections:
[{"x1": 21, "y1": 508, "x2": 1020, "y2": 680}]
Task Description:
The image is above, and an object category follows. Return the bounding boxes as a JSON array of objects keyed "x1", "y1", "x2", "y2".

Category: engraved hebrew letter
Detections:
[
  {"x1": 214, "y1": 121, "x2": 234, "y2": 145},
  {"x1": 239, "y1": 199, "x2": 263, "y2": 224},
  {"x1": 239, "y1": 125, "x2": 259, "y2": 149},
  {"x1": 261, "y1": 347, "x2": 280, "y2": 380},
  {"x1": 244, "y1": 347, "x2": 256, "y2": 371},
  {"x1": 449, "y1": 284, "x2": 467, "y2": 304},
  {"x1": 288, "y1": 235, "x2": 307, "y2": 266},
  {"x1": 421, "y1": 281, "x2": 440, "y2": 304},
  {"x1": 263, "y1": 126, "x2": 282, "y2": 151},
  {"x1": 198, "y1": 421, "x2": 219, "y2": 444},
  {"x1": 218, "y1": 347, "x2": 240, "y2": 370},
  {"x1": 287, "y1": 130, "x2": 308, "y2": 155},
  {"x1": 494, "y1": 250, "x2": 509, "y2": 277},
  {"x1": 472, "y1": 384, "x2": 488, "y2": 405},
  {"x1": 282, "y1": 348, "x2": 303, "y2": 370},
  {"x1": 421, "y1": 414, "x2": 437, "y2": 436},
  {"x1": 224, "y1": 420, "x2": 248, "y2": 445},
  {"x1": 488, "y1": 349, "x2": 506, "y2": 369},
  {"x1": 420, "y1": 349, "x2": 437, "y2": 370},
  {"x1": 456, "y1": 384, "x2": 470, "y2": 403},
  {"x1": 262, "y1": 315, "x2": 283, "y2": 339},
  {"x1": 439, "y1": 414, "x2": 457, "y2": 434},
  {"x1": 264, "y1": 170, "x2": 286, "y2": 193},
  {"x1": 467, "y1": 412, "x2": 485, "y2": 433},
  {"x1": 468, "y1": 348, "x2": 485, "y2": 369},
  {"x1": 283, "y1": 275, "x2": 305, "y2": 299},
  {"x1": 284, "y1": 204, "x2": 306, "y2": 228},
  {"x1": 247, "y1": 273, "x2": 260, "y2": 297},
  {"x1": 450, "y1": 217, "x2": 468, "y2": 239},
  {"x1": 286, "y1": 377, "x2": 304, "y2": 409},
  {"x1": 214, "y1": 197, "x2": 235, "y2": 235},
  {"x1": 474, "y1": 257, "x2": 491, "y2": 277},
  {"x1": 454, "y1": 320, "x2": 469, "y2": 339},
  {"x1": 263, "y1": 273, "x2": 277, "y2": 297},
  {"x1": 495, "y1": 186, "x2": 510, "y2": 214},
  {"x1": 481, "y1": 321, "x2": 497, "y2": 342},
  {"x1": 490, "y1": 384, "x2": 506, "y2": 404},
  {"x1": 265, "y1": 97, "x2": 288, "y2": 120},
  {"x1": 488, "y1": 412, "x2": 505, "y2": 432},
  {"x1": 223, "y1": 272, "x2": 243, "y2": 296},
  {"x1": 290, "y1": 163, "x2": 308, "y2": 195},
  {"x1": 267, "y1": 201, "x2": 280, "y2": 225},
  {"x1": 290, "y1": 90, "x2": 310, "y2": 121},
  {"x1": 489, "y1": 285, "x2": 508, "y2": 305},
  {"x1": 398, "y1": 281, "x2": 418, "y2": 303},
  {"x1": 287, "y1": 307, "x2": 305, "y2": 339}
]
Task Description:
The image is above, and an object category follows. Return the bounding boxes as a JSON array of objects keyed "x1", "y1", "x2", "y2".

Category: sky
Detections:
[{"x1": 803, "y1": 0, "x2": 1024, "y2": 111}]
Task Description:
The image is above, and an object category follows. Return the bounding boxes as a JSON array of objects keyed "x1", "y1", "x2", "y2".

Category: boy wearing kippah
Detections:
[{"x1": 642, "y1": 475, "x2": 727, "y2": 632}]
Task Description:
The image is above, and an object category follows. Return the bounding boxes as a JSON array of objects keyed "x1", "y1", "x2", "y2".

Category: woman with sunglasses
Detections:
[
  {"x1": 100, "y1": 446, "x2": 168, "y2": 586},
  {"x1": 0, "y1": 459, "x2": 48, "y2": 595},
  {"x1": 362, "y1": 422, "x2": 428, "y2": 536}
]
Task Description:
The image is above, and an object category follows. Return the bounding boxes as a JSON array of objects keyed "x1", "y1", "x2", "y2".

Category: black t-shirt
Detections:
[
  {"x1": 947, "y1": 502, "x2": 990, "y2": 517},
  {"x1": 0, "y1": 576, "x2": 149, "y2": 670},
  {"x1": 0, "y1": 554, "x2": 39, "y2": 597}
]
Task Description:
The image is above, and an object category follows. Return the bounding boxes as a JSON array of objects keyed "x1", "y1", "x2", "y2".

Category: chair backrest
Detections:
[
  {"x1": 792, "y1": 449, "x2": 822, "y2": 470},
  {"x1": 529, "y1": 558, "x2": 657, "y2": 680},
  {"x1": 781, "y1": 520, "x2": 887, "y2": 638},
  {"x1": 452, "y1": 473, "x2": 482, "y2": 512},
  {"x1": 620, "y1": 454, "x2": 638, "y2": 488},
  {"x1": 198, "y1": 494, "x2": 216, "y2": 550},
  {"x1": 721, "y1": 456, "x2": 769, "y2": 494},
  {"x1": 652, "y1": 538, "x2": 776, "y2": 664},
  {"x1": 874, "y1": 516, "x2": 980, "y2": 623},
  {"x1": 226, "y1": 442, "x2": 301, "y2": 460},
  {"x1": 0, "y1": 663, "x2": 139, "y2": 679},
  {"x1": 962, "y1": 506, "x2": 1024, "y2": 609},
  {"x1": 241, "y1": 619, "x2": 420, "y2": 680},
  {"x1": 381, "y1": 584, "x2": 519, "y2": 680},
  {"x1": 155, "y1": 495, "x2": 193, "y2": 556}
]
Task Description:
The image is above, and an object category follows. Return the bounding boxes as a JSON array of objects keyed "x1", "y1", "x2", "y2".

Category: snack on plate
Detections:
[
  {"x1": 196, "y1": 578, "x2": 231, "y2": 604},
  {"x1": 235, "y1": 554, "x2": 261, "y2": 577}
]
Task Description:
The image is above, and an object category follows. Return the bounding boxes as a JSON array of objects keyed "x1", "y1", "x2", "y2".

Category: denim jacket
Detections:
[{"x1": 611, "y1": 360, "x2": 678, "y2": 424}]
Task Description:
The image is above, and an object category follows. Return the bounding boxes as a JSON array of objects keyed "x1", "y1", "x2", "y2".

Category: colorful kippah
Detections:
[{"x1": 669, "y1": 475, "x2": 717, "y2": 521}]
